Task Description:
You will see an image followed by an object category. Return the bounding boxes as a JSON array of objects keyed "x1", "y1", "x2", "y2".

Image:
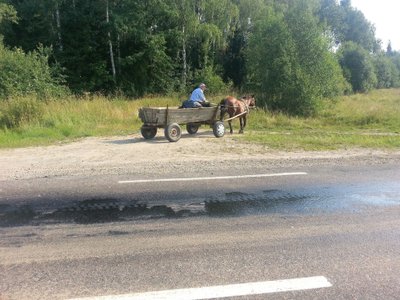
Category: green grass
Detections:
[
  {"x1": 0, "y1": 95, "x2": 181, "y2": 148},
  {"x1": 0, "y1": 89, "x2": 399, "y2": 150},
  {"x1": 239, "y1": 88, "x2": 400, "y2": 150}
]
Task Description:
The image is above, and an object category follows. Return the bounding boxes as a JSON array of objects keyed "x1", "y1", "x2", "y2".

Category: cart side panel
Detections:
[
  {"x1": 139, "y1": 107, "x2": 165, "y2": 126},
  {"x1": 139, "y1": 107, "x2": 220, "y2": 126},
  {"x1": 168, "y1": 107, "x2": 220, "y2": 124}
]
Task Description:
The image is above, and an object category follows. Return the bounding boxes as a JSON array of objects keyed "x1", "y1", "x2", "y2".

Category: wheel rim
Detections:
[
  {"x1": 213, "y1": 121, "x2": 225, "y2": 137},
  {"x1": 165, "y1": 123, "x2": 181, "y2": 142},
  {"x1": 216, "y1": 124, "x2": 224, "y2": 135},
  {"x1": 170, "y1": 128, "x2": 178, "y2": 137}
]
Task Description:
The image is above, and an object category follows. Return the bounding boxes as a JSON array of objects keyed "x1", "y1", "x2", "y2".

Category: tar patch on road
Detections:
[
  {"x1": 1, "y1": 182, "x2": 399, "y2": 227},
  {"x1": 0, "y1": 198, "x2": 203, "y2": 227},
  {"x1": 0, "y1": 191, "x2": 302, "y2": 227}
]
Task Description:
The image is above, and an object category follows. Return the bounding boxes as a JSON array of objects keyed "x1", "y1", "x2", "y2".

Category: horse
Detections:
[{"x1": 220, "y1": 95, "x2": 256, "y2": 134}]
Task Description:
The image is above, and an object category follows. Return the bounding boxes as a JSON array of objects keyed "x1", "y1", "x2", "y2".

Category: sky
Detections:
[{"x1": 351, "y1": 0, "x2": 400, "y2": 51}]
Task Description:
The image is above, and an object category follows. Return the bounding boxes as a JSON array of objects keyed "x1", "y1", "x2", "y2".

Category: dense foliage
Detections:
[
  {"x1": 1, "y1": 0, "x2": 400, "y2": 116},
  {"x1": 247, "y1": 1, "x2": 348, "y2": 115},
  {"x1": 0, "y1": 44, "x2": 67, "y2": 99}
]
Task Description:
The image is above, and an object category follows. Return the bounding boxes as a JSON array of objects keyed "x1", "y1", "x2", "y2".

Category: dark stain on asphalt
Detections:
[{"x1": 1, "y1": 181, "x2": 399, "y2": 227}]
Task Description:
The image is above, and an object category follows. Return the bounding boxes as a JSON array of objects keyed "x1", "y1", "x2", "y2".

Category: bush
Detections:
[
  {"x1": 0, "y1": 44, "x2": 68, "y2": 100},
  {"x1": 0, "y1": 97, "x2": 44, "y2": 129},
  {"x1": 193, "y1": 66, "x2": 231, "y2": 95}
]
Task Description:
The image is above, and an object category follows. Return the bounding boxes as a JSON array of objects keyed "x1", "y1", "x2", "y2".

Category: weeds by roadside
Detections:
[{"x1": 0, "y1": 89, "x2": 399, "y2": 150}]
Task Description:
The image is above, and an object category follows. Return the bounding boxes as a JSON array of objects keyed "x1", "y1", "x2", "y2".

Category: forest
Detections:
[{"x1": 1, "y1": 0, "x2": 400, "y2": 116}]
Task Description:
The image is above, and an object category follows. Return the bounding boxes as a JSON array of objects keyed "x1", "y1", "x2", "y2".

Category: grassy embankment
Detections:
[{"x1": 0, "y1": 89, "x2": 399, "y2": 150}]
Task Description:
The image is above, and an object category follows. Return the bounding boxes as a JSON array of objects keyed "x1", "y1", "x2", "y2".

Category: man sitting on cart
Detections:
[{"x1": 182, "y1": 83, "x2": 210, "y2": 108}]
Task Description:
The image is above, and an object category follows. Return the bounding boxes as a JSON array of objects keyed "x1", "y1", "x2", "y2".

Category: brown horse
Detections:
[{"x1": 220, "y1": 95, "x2": 256, "y2": 134}]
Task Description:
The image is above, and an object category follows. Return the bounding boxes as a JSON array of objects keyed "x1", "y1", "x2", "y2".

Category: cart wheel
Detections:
[
  {"x1": 213, "y1": 121, "x2": 225, "y2": 138},
  {"x1": 140, "y1": 126, "x2": 157, "y2": 139},
  {"x1": 186, "y1": 123, "x2": 200, "y2": 134},
  {"x1": 164, "y1": 123, "x2": 182, "y2": 142}
]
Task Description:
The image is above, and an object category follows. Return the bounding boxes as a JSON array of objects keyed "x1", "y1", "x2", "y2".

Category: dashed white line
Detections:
[
  {"x1": 118, "y1": 172, "x2": 307, "y2": 184},
  {"x1": 68, "y1": 276, "x2": 332, "y2": 300}
]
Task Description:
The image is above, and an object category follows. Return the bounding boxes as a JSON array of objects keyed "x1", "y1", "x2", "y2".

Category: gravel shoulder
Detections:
[{"x1": 1, "y1": 130, "x2": 400, "y2": 180}]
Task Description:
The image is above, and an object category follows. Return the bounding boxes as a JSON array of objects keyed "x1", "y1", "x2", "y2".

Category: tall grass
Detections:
[
  {"x1": 320, "y1": 89, "x2": 400, "y2": 131},
  {"x1": 0, "y1": 89, "x2": 399, "y2": 149},
  {"x1": 0, "y1": 95, "x2": 180, "y2": 147},
  {"x1": 241, "y1": 89, "x2": 400, "y2": 149}
]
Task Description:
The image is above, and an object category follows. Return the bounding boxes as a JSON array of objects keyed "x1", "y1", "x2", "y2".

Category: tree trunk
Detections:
[
  {"x1": 106, "y1": 0, "x2": 116, "y2": 82},
  {"x1": 182, "y1": 25, "x2": 187, "y2": 88},
  {"x1": 117, "y1": 33, "x2": 121, "y2": 75},
  {"x1": 55, "y1": 5, "x2": 63, "y2": 51}
]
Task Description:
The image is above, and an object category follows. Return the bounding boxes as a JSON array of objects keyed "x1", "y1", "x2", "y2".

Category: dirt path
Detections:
[{"x1": 1, "y1": 130, "x2": 399, "y2": 180}]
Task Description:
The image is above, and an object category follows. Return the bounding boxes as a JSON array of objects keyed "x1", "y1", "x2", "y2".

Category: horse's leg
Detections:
[
  {"x1": 239, "y1": 117, "x2": 244, "y2": 134},
  {"x1": 220, "y1": 104, "x2": 226, "y2": 121},
  {"x1": 242, "y1": 115, "x2": 247, "y2": 133},
  {"x1": 229, "y1": 114, "x2": 233, "y2": 134},
  {"x1": 227, "y1": 112, "x2": 233, "y2": 134}
]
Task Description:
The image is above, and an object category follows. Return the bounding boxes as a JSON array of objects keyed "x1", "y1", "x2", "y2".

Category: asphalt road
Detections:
[{"x1": 1, "y1": 160, "x2": 400, "y2": 299}]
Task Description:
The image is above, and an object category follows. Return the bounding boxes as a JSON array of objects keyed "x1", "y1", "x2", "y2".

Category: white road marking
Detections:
[
  {"x1": 68, "y1": 276, "x2": 332, "y2": 300},
  {"x1": 118, "y1": 172, "x2": 307, "y2": 184}
]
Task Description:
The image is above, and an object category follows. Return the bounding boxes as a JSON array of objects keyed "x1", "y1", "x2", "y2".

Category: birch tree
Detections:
[
  {"x1": 54, "y1": 2, "x2": 63, "y2": 51},
  {"x1": 105, "y1": 0, "x2": 116, "y2": 82}
]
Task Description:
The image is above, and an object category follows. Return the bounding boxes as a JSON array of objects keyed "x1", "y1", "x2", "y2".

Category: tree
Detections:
[
  {"x1": 387, "y1": 51, "x2": 400, "y2": 87},
  {"x1": 223, "y1": 29, "x2": 246, "y2": 87},
  {"x1": 223, "y1": 0, "x2": 270, "y2": 89},
  {"x1": 342, "y1": 6, "x2": 379, "y2": 52},
  {"x1": 168, "y1": 0, "x2": 198, "y2": 90},
  {"x1": 111, "y1": 0, "x2": 177, "y2": 96},
  {"x1": 318, "y1": 0, "x2": 380, "y2": 52},
  {"x1": 0, "y1": 2, "x2": 17, "y2": 27},
  {"x1": 373, "y1": 54, "x2": 398, "y2": 89},
  {"x1": 247, "y1": 1, "x2": 346, "y2": 116},
  {"x1": 338, "y1": 41, "x2": 377, "y2": 92},
  {"x1": 0, "y1": 0, "x2": 389, "y2": 98},
  {"x1": 318, "y1": 0, "x2": 346, "y2": 46},
  {"x1": 0, "y1": 1, "x2": 17, "y2": 43},
  {"x1": 3, "y1": 0, "x2": 60, "y2": 52},
  {"x1": 105, "y1": 0, "x2": 116, "y2": 82},
  {"x1": 386, "y1": 41, "x2": 393, "y2": 56},
  {"x1": 247, "y1": 13, "x2": 304, "y2": 114}
]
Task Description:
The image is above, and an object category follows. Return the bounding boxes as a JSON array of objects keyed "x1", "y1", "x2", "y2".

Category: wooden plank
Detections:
[{"x1": 139, "y1": 106, "x2": 220, "y2": 126}]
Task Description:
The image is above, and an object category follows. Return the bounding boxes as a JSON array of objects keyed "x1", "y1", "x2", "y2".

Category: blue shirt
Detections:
[{"x1": 189, "y1": 88, "x2": 206, "y2": 102}]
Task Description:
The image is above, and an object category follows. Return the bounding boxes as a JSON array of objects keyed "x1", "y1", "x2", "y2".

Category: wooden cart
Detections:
[{"x1": 138, "y1": 105, "x2": 225, "y2": 142}]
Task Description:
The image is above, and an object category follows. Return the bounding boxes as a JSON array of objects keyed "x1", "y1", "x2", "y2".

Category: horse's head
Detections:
[{"x1": 241, "y1": 95, "x2": 256, "y2": 108}]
